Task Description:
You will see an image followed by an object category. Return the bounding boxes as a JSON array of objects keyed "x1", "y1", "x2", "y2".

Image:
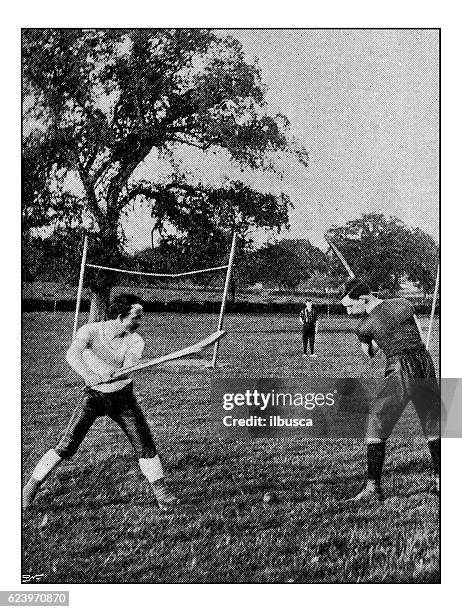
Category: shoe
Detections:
[
  {"x1": 152, "y1": 484, "x2": 179, "y2": 511},
  {"x1": 432, "y1": 474, "x2": 440, "y2": 495},
  {"x1": 303, "y1": 353, "x2": 309, "y2": 358},
  {"x1": 310, "y1": 354, "x2": 317, "y2": 358},
  {"x1": 346, "y1": 485, "x2": 384, "y2": 503},
  {"x1": 22, "y1": 477, "x2": 42, "y2": 509}
]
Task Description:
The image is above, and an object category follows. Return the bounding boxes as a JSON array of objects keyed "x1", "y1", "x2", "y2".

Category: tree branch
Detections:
[
  {"x1": 79, "y1": 169, "x2": 104, "y2": 221},
  {"x1": 82, "y1": 143, "x2": 99, "y2": 175},
  {"x1": 170, "y1": 135, "x2": 211, "y2": 151},
  {"x1": 92, "y1": 154, "x2": 116, "y2": 186},
  {"x1": 106, "y1": 142, "x2": 154, "y2": 213}
]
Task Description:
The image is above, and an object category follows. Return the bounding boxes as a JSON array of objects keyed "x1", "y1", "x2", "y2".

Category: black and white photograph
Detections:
[{"x1": 20, "y1": 26, "x2": 441, "y2": 586}]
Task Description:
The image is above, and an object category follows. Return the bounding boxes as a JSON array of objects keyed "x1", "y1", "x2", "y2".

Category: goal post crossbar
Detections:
[{"x1": 85, "y1": 263, "x2": 229, "y2": 278}]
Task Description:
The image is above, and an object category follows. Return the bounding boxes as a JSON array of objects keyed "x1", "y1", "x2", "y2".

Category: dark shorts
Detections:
[
  {"x1": 366, "y1": 348, "x2": 440, "y2": 440},
  {"x1": 55, "y1": 383, "x2": 157, "y2": 459}
]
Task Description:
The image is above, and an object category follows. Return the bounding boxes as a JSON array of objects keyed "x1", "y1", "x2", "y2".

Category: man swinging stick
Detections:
[
  {"x1": 23, "y1": 294, "x2": 178, "y2": 511},
  {"x1": 341, "y1": 279, "x2": 440, "y2": 501}
]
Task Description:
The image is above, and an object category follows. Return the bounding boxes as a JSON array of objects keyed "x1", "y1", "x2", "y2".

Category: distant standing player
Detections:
[
  {"x1": 23, "y1": 294, "x2": 178, "y2": 511},
  {"x1": 341, "y1": 279, "x2": 440, "y2": 501},
  {"x1": 299, "y1": 298, "x2": 319, "y2": 357}
]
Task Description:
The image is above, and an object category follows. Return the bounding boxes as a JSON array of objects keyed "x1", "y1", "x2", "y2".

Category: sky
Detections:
[{"x1": 124, "y1": 29, "x2": 439, "y2": 252}]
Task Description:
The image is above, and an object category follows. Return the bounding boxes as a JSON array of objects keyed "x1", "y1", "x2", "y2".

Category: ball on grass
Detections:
[{"x1": 263, "y1": 491, "x2": 278, "y2": 505}]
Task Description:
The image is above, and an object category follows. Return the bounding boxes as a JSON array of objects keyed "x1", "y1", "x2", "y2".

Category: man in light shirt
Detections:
[{"x1": 23, "y1": 294, "x2": 178, "y2": 511}]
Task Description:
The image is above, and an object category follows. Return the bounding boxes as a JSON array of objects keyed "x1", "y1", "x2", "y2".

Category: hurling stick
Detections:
[
  {"x1": 104, "y1": 330, "x2": 227, "y2": 382},
  {"x1": 325, "y1": 236, "x2": 356, "y2": 279}
]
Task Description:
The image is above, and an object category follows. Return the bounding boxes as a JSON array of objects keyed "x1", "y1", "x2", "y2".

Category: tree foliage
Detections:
[
  {"x1": 326, "y1": 213, "x2": 438, "y2": 293},
  {"x1": 142, "y1": 179, "x2": 292, "y2": 281},
  {"x1": 248, "y1": 239, "x2": 328, "y2": 291},
  {"x1": 22, "y1": 227, "x2": 85, "y2": 283},
  {"x1": 22, "y1": 29, "x2": 308, "y2": 317}
]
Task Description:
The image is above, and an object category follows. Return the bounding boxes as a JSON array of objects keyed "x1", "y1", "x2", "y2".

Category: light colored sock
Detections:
[
  {"x1": 32, "y1": 449, "x2": 62, "y2": 482},
  {"x1": 138, "y1": 455, "x2": 164, "y2": 484}
]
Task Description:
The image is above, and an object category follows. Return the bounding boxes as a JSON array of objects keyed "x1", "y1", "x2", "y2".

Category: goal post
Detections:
[
  {"x1": 71, "y1": 232, "x2": 237, "y2": 366},
  {"x1": 426, "y1": 263, "x2": 440, "y2": 350},
  {"x1": 212, "y1": 231, "x2": 237, "y2": 368},
  {"x1": 72, "y1": 234, "x2": 89, "y2": 340}
]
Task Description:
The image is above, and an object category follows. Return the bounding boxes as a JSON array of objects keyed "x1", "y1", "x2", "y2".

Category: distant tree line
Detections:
[{"x1": 23, "y1": 213, "x2": 438, "y2": 295}]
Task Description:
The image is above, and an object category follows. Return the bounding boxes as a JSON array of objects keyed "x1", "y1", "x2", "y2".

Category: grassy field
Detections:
[{"x1": 22, "y1": 312, "x2": 440, "y2": 583}]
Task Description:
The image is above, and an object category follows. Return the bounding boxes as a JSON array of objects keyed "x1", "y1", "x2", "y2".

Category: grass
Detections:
[{"x1": 22, "y1": 312, "x2": 440, "y2": 583}]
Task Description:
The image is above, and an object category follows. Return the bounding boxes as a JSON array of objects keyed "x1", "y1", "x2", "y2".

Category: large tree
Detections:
[
  {"x1": 326, "y1": 213, "x2": 438, "y2": 293},
  {"x1": 23, "y1": 29, "x2": 308, "y2": 319}
]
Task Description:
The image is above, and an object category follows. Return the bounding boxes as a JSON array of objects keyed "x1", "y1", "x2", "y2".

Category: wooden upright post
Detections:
[
  {"x1": 72, "y1": 235, "x2": 89, "y2": 339},
  {"x1": 212, "y1": 232, "x2": 237, "y2": 368},
  {"x1": 426, "y1": 264, "x2": 440, "y2": 350}
]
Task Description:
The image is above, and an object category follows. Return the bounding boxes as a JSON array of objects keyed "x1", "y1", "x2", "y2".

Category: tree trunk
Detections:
[
  {"x1": 87, "y1": 205, "x2": 120, "y2": 322},
  {"x1": 89, "y1": 287, "x2": 111, "y2": 323}
]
